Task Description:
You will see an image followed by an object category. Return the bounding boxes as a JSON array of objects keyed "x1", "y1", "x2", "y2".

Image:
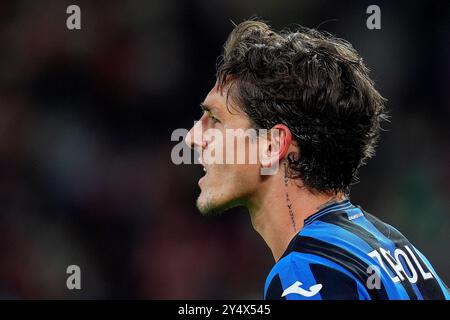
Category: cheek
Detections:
[
  {"x1": 206, "y1": 164, "x2": 252, "y2": 191},
  {"x1": 223, "y1": 133, "x2": 260, "y2": 165},
  {"x1": 223, "y1": 163, "x2": 260, "y2": 192}
]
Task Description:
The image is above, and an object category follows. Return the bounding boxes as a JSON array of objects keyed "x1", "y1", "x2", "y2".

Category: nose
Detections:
[{"x1": 185, "y1": 120, "x2": 205, "y2": 151}]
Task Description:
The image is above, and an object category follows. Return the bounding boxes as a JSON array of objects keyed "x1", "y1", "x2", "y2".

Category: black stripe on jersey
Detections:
[
  {"x1": 309, "y1": 264, "x2": 359, "y2": 299},
  {"x1": 286, "y1": 235, "x2": 389, "y2": 300},
  {"x1": 318, "y1": 211, "x2": 418, "y2": 300},
  {"x1": 265, "y1": 274, "x2": 286, "y2": 300},
  {"x1": 364, "y1": 211, "x2": 446, "y2": 300}
]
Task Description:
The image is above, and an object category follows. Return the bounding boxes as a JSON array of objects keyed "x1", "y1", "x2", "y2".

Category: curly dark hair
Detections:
[{"x1": 216, "y1": 19, "x2": 388, "y2": 194}]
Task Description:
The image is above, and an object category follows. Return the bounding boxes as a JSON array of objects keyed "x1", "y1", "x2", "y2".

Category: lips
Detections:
[{"x1": 198, "y1": 165, "x2": 208, "y2": 187}]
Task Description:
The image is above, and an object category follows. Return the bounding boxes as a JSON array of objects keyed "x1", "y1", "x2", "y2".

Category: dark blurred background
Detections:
[{"x1": 0, "y1": 0, "x2": 448, "y2": 299}]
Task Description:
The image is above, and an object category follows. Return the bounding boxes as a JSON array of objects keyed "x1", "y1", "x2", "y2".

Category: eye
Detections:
[{"x1": 210, "y1": 115, "x2": 220, "y2": 124}]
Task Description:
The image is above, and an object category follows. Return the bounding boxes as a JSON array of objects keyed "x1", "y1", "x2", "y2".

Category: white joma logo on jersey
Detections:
[{"x1": 281, "y1": 281, "x2": 322, "y2": 297}]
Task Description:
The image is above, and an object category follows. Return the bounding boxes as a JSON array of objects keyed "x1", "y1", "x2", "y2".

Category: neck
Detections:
[{"x1": 247, "y1": 170, "x2": 345, "y2": 262}]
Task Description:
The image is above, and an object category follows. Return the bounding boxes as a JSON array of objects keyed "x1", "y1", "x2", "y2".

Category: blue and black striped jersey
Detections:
[{"x1": 264, "y1": 199, "x2": 450, "y2": 300}]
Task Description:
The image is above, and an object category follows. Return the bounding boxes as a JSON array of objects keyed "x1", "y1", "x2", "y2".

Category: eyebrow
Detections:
[{"x1": 200, "y1": 102, "x2": 220, "y2": 114}]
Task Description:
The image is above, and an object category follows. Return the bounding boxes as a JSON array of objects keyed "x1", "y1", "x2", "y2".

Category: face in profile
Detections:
[{"x1": 185, "y1": 84, "x2": 264, "y2": 215}]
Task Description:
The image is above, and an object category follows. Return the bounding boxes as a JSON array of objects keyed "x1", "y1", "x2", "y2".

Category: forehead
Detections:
[
  {"x1": 203, "y1": 83, "x2": 227, "y2": 109},
  {"x1": 203, "y1": 83, "x2": 240, "y2": 114}
]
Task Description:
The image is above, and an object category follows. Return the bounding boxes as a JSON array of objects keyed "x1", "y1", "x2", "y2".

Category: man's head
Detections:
[{"x1": 186, "y1": 19, "x2": 387, "y2": 215}]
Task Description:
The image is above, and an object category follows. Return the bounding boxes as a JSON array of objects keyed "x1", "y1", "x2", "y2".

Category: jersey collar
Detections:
[{"x1": 303, "y1": 199, "x2": 354, "y2": 226}]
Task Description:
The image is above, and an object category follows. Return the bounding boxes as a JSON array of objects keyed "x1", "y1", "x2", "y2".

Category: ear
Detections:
[{"x1": 261, "y1": 124, "x2": 292, "y2": 169}]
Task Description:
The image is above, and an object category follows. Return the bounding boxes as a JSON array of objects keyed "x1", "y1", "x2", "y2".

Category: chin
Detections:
[
  {"x1": 196, "y1": 190, "x2": 239, "y2": 216},
  {"x1": 196, "y1": 193, "x2": 225, "y2": 216}
]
